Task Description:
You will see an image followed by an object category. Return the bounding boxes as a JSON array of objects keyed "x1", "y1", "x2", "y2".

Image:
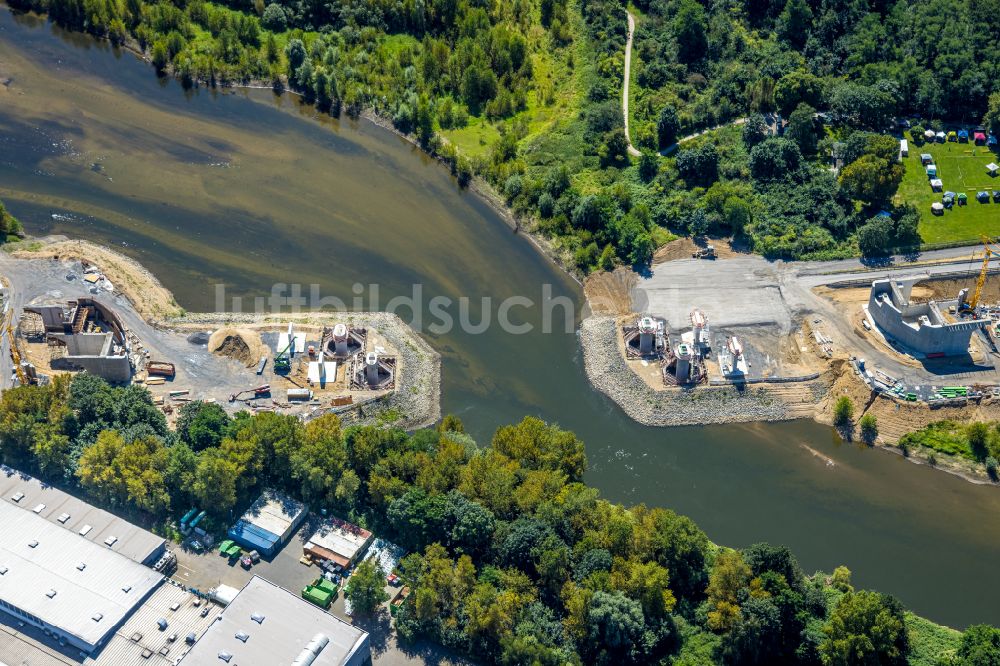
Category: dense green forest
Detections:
[
  {"x1": 1, "y1": 373, "x2": 999, "y2": 664},
  {"x1": 11, "y1": 0, "x2": 1000, "y2": 268}
]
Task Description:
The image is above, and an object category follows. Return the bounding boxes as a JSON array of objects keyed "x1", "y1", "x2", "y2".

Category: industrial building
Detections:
[
  {"x1": 867, "y1": 276, "x2": 988, "y2": 356},
  {"x1": 0, "y1": 500, "x2": 163, "y2": 656},
  {"x1": 84, "y1": 583, "x2": 220, "y2": 666},
  {"x1": 0, "y1": 465, "x2": 167, "y2": 565},
  {"x1": 177, "y1": 576, "x2": 371, "y2": 666},
  {"x1": 303, "y1": 518, "x2": 374, "y2": 568},
  {"x1": 227, "y1": 490, "x2": 307, "y2": 558},
  {"x1": 24, "y1": 298, "x2": 133, "y2": 382}
]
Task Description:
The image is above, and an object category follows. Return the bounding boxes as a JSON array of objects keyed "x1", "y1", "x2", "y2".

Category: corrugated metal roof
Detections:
[
  {"x1": 227, "y1": 522, "x2": 279, "y2": 553},
  {"x1": 86, "y1": 582, "x2": 222, "y2": 666},
  {"x1": 0, "y1": 466, "x2": 165, "y2": 564},
  {"x1": 178, "y1": 576, "x2": 369, "y2": 666},
  {"x1": 305, "y1": 519, "x2": 373, "y2": 564},
  {"x1": 0, "y1": 621, "x2": 79, "y2": 666},
  {"x1": 0, "y1": 501, "x2": 163, "y2": 649},
  {"x1": 234, "y1": 491, "x2": 306, "y2": 542}
]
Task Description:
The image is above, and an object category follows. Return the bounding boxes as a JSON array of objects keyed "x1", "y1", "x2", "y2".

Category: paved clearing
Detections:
[{"x1": 633, "y1": 256, "x2": 795, "y2": 331}]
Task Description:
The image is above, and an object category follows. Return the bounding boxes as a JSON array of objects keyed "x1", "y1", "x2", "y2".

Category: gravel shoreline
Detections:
[
  {"x1": 580, "y1": 316, "x2": 826, "y2": 426},
  {"x1": 170, "y1": 311, "x2": 441, "y2": 431}
]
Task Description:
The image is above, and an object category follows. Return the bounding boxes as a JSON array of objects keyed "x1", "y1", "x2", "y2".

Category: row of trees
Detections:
[{"x1": 1, "y1": 373, "x2": 997, "y2": 663}]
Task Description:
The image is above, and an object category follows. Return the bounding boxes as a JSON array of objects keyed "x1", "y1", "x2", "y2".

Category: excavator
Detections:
[{"x1": 962, "y1": 235, "x2": 1000, "y2": 313}]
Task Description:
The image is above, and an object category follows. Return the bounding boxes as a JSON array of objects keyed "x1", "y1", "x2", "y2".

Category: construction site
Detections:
[
  {"x1": 582, "y1": 238, "x2": 1000, "y2": 438},
  {"x1": 0, "y1": 247, "x2": 441, "y2": 430}
]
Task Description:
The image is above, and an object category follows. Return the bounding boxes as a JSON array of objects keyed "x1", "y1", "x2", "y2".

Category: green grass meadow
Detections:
[{"x1": 899, "y1": 138, "x2": 1000, "y2": 244}]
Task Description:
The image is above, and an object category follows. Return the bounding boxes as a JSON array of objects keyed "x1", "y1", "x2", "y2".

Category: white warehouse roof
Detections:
[
  {"x1": 0, "y1": 501, "x2": 163, "y2": 651},
  {"x1": 178, "y1": 576, "x2": 369, "y2": 666},
  {"x1": 0, "y1": 465, "x2": 166, "y2": 564}
]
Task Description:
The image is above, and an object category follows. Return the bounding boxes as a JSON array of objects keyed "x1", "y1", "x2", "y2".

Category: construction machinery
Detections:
[
  {"x1": 2, "y1": 309, "x2": 29, "y2": 386},
  {"x1": 692, "y1": 245, "x2": 716, "y2": 259},
  {"x1": 963, "y1": 236, "x2": 1000, "y2": 312},
  {"x1": 229, "y1": 384, "x2": 271, "y2": 402},
  {"x1": 273, "y1": 323, "x2": 295, "y2": 372}
]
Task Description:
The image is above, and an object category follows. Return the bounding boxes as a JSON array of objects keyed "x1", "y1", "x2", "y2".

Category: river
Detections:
[{"x1": 2, "y1": 10, "x2": 999, "y2": 628}]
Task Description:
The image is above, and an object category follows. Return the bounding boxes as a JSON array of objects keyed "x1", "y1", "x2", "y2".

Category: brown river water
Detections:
[{"x1": 1, "y1": 9, "x2": 998, "y2": 627}]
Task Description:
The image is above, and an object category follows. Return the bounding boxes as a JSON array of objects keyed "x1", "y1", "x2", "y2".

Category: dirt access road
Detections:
[{"x1": 622, "y1": 11, "x2": 642, "y2": 157}]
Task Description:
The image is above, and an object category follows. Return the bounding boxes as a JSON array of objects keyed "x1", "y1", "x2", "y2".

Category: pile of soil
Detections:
[{"x1": 208, "y1": 327, "x2": 266, "y2": 368}]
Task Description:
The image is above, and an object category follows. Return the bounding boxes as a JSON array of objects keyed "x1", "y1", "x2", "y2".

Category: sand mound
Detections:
[{"x1": 208, "y1": 327, "x2": 267, "y2": 368}]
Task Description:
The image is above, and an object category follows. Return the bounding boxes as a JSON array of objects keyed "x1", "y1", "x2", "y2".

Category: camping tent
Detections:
[
  {"x1": 987, "y1": 163, "x2": 999, "y2": 176},
  {"x1": 978, "y1": 191, "x2": 990, "y2": 203},
  {"x1": 948, "y1": 130, "x2": 958, "y2": 141},
  {"x1": 975, "y1": 132, "x2": 987, "y2": 144},
  {"x1": 924, "y1": 129, "x2": 936, "y2": 140},
  {"x1": 989, "y1": 135, "x2": 998, "y2": 147},
  {"x1": 930, "y1": 178, "x2": 943, "y2": 191},
  {"x1": 936, "y1": 131, "x2": 947, "y2": 142},
  {"x1": 957, "y1": 192, "x2": 968, "y2": 204},
  {"x1": 920, "y1": 153, "x2": 933, "y2": 165},
  {"x1": 926, "y1": 164, "x2": 938, "y2": 177},
  {"x1": 931, "y1": 202, "x2": 944, "y2": 214},
  {"x1": 958, "y1": 129, "x2": 970, "y2": 142}
]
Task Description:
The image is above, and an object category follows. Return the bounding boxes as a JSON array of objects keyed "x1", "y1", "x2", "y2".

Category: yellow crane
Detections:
[
  {"x1": 1, "y1": 309, "x2": 28, "y2": 386},
  {"x1": 966, "y1": 235, "x2": 1000, "y2": 312}
]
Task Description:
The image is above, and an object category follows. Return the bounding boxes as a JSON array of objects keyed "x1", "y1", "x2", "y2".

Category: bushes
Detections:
[
  {"x1": 859, "y1": 413, "x2": 878, "y2": 444},
  {"x1": 833, "y1": 396, "x2": 854, "y2": 427},
  {"x1": 898, "y1": 420, "x2": 1000, "y2": 464}
]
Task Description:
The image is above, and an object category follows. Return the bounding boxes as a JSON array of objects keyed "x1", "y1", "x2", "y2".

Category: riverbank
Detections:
[
  {"x1": 7, "y1": 235, "x2": 184, "y2": 320},
  {"x1": 359, "y1": 109, "x2": 580, "y2": 283},
  {"x1": 580, "y1": 315, "x2": 831, "y2": 426},
  {"x1": 2, "y1": 237, "x2": 441, "y2": 430},
  {"x1": 579, "y1": 242, "x2": 1000, "y2": 487}
]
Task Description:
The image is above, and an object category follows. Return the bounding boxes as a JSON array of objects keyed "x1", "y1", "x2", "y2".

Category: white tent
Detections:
[
  {"x1": 936, "y1": 131, "x2": 947, "y2": 141},
  {"x1": 931, "y1": 202, "x2": 944, "y2": 213},
  {"x1": 930, "y1": 178, "x2": 943, "y2": 190},
  {"x1": 924, "y1": 129, "x2": 936, "y2": 139},
  {"x1": 987, "y1": 162, "x2": 999, "y2": 176}
]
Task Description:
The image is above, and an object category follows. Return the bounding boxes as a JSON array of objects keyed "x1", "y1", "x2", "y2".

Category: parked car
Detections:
[{"x1": 240, "y1": 550, "x2": 260, "y2": 569}]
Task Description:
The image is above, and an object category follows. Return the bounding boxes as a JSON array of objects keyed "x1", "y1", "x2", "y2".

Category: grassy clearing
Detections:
[
  {"x1": 898, "y1": 140, "x2": 1000, "y2": 244},
  {"x1": 897, "y1": 420, "x2": 972, "y2": 459},
  {"x1": 440, "y1": 118, "x2": 502, "y2": 157}
]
